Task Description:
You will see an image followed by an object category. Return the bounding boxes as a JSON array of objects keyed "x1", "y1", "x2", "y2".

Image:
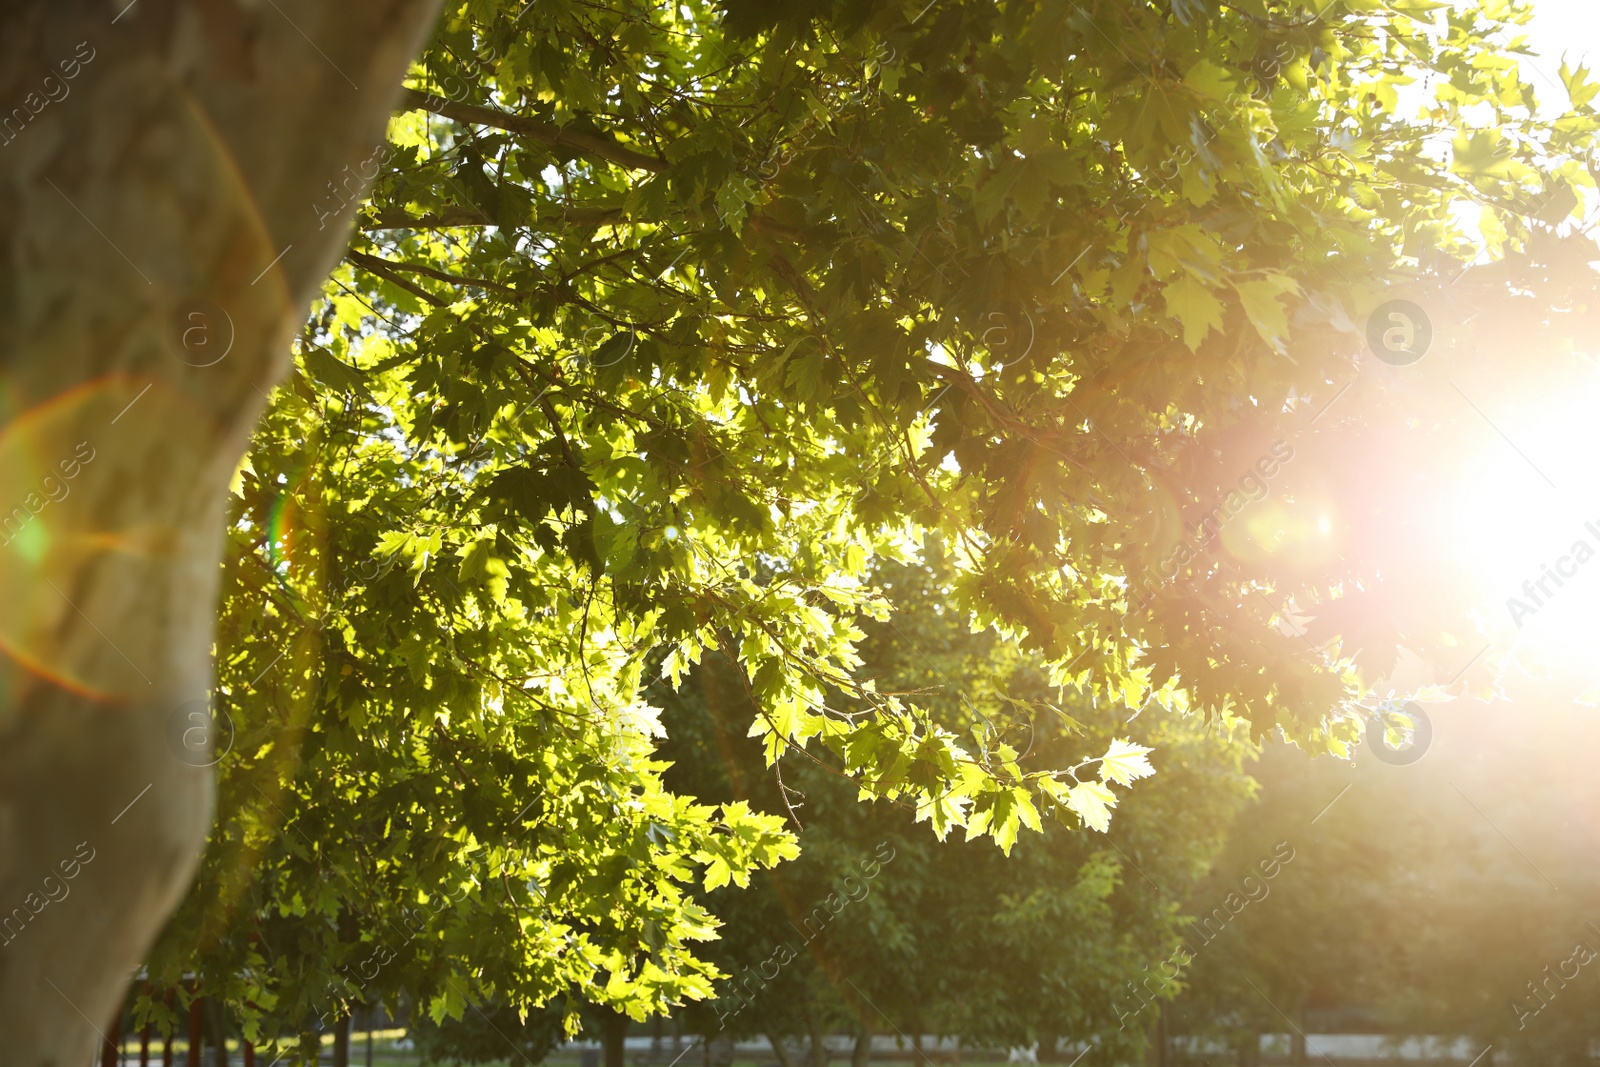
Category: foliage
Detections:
[
  {"x1": 343, "y1": 0, "x2": 1600, "y2": 830},
  {"x1": 652, "y1": 555, "x2": 1255, "y2": 1061},
  {"x1": 410, "y1": 1001, "x2": 567, "y2": 1065},
  {"x1": 139, "y1": 368, "x2": 797, "y2": 1052},
  {"x1": 140, "y1": 0, "x2": 1600, "y2": 1054}
]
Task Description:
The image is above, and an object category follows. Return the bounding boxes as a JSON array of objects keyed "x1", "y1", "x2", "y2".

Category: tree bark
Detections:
[
  {"x1": 0, "y1": 2, "x2": 441, "y2": 1063},
  {"x1": 333, "y1": 1013, "x2": 351, "y2": 1067},
  {"x1": 187, "y1": 994, "x2": 202, "y2": 1067},
  {"x1": 101, "y1": 1007, "x2": 120, "y2": 1067},
  {"x1": 602, "y1": 1008, "x2": 630, "y2": 1067}
]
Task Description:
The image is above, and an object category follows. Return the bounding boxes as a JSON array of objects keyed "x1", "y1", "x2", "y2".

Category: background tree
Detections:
[
  {"x1": 657, "y1": 555, "x2": 1256, "y2": 1065},
  {"x1": 1169, "y1": 703, "x2": 1600, "y2": 1067},
  {"x1": 410, "y1": 1000, "x2": 567, "y2": 1065},
  {"x1": 1167, "y1": 744, "x2": 1423, "y2": 1064}
]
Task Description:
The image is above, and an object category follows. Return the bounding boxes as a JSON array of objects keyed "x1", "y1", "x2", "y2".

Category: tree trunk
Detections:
[
  {"x1": 851, "y1": 1020, "x2": 873, "y2": 1067},
  {"x1": 602, "y1": 1008, "x2": 630, "y2": 1067},
  {"x1": 0, "y1": 2, "x2": 441, "y2": 1063},
  {"x1": 164, "y1": 988, "x2": 176, "y2": 1067},
  {"x1": 206, "y1": 995, "x2": 230, "y2": 1067},
  {"x1": 766, "y1": 1032, "x2": 796, "y2": 1067},
  {"x1": 333, "y1": 1013, "x2": 351, "y2": 1067},
  {"x1": 1146, "y1": 1005, "x2": 1169, "y2": 1067},
  {"x1": 101, "y1": 1007, "x2": 121, "y2": 1067},
  {"x1": 804, "y1": 1003, "x2": 830, "y2": 1067},
  {"x1": 187, "y1": 994, "x2": 202, "y2": 1067},
  {"x1": 1236, "y1": 1032, "x2": 1260, "y2": 1067}
]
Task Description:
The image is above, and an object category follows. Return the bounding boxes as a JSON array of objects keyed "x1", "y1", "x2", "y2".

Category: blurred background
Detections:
[{"x1": 110, "y1": 583, "x2": 1600, "y2": 1066}]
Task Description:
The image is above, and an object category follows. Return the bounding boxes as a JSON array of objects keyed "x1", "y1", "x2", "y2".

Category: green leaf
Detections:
[
  {"x1": 1183, "y1": 59, "x2": 1236, "y2": 103},
  {"x1": 1451, "y1": 130, "x2": 1516, "y2": 180},
  {"x1": 1163, "y1": 275, "x2": 1225, "y2": 351},
  {"x1": 1098, "y1": 738, "x2": 1156, "y2": 787},
  {"x1": 1231, "y1": 273, "x2": 1300, "y2": 352},
  {"x1": 1561, "y1": 59, "x2": 1600, "y2": 110},
  {"x1": 1066, "y1": 781, "x2": 1117, "y2": 833}
]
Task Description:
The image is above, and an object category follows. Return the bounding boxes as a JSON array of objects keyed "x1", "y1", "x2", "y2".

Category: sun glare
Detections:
[{"x1": 1427, "y1": 356, "x2": 1600, "y2": 666}]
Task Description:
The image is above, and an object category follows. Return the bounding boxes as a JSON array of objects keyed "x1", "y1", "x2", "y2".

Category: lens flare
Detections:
[{"x1": 0, "y1": 377, "x2": 220, "y2": 698}]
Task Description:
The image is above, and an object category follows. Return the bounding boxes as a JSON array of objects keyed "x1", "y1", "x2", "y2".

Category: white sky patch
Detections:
[{"x1": 1523, "y1": 0, "x2": 1600, "y2": 112}]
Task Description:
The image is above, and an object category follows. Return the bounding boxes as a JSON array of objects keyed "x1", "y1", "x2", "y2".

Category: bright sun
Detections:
[{"x1": 1427, "y1": 356, "x2": 1600, "y2": 673}]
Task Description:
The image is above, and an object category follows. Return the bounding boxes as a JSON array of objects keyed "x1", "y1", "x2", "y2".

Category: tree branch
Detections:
[
  {"x1": 345, "y1": 251, "x2": 450, "y2": 307},
  {"x1": 347, "y1": 249, "x2": 523, "y2": 299},
  {"x1": 364, "y1": 203, "x2": 626, "y2": 230},
  {"x1": 400, "y1": 89, "x2": 668, "y2": 173},
  {"x1": 921, "y1": 359, "x2": 1097, "y2": 477}
]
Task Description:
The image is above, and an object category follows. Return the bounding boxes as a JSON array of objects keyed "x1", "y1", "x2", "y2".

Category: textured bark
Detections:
[{"x1": 0, "y1": 1, "x2": 440, "y2": 1062}]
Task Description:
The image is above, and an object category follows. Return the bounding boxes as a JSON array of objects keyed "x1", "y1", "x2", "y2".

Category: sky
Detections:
[{"x1": 1522, "y1": 0, "x2": 1600, "y2": 109}]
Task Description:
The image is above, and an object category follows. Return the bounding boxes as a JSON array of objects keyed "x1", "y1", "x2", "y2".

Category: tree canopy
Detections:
[{"x1": 136, "y1": 0, "x2": 1600, "y2": 1055}]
